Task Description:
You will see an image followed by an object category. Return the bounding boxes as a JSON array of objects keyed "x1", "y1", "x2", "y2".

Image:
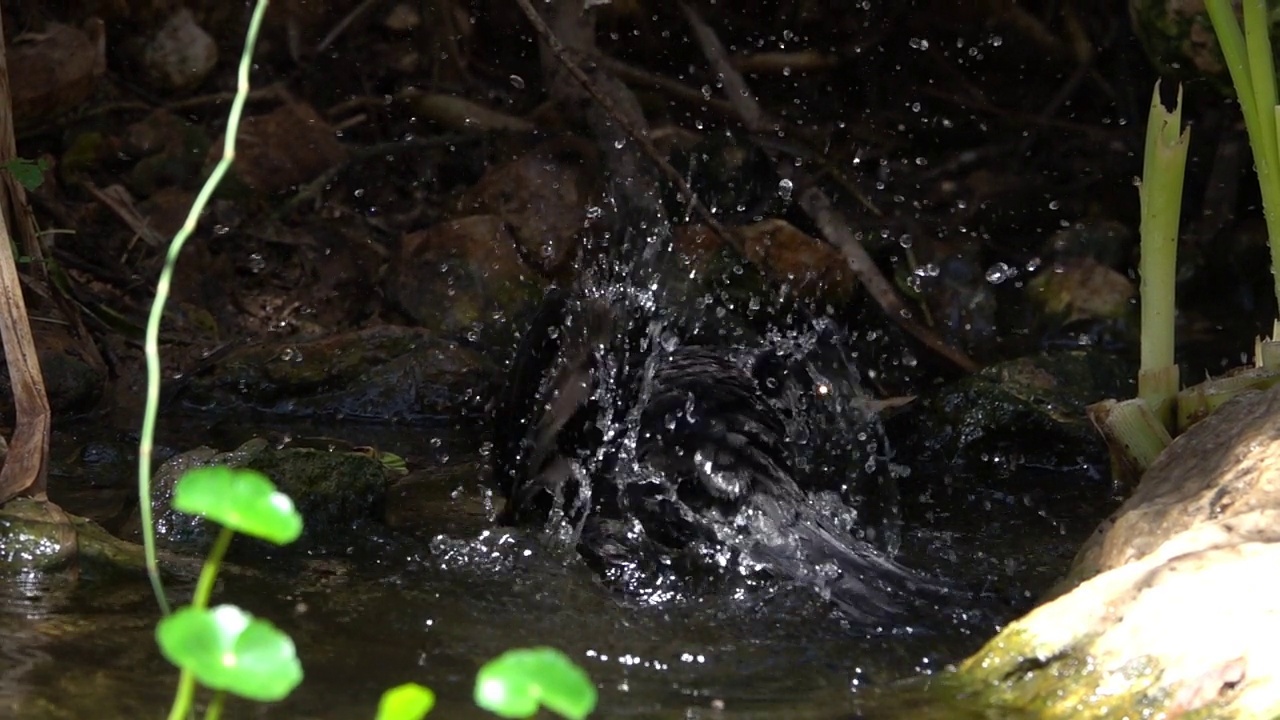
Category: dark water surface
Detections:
[{"x1": 0, "y1": 419, "x2": 1110, "y2": 719}]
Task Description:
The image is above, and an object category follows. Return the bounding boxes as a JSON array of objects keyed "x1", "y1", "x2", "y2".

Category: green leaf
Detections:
[
  {"x1": 173, "y1": 466, "x2": 303, "y2": 545},
  {"x1": 156, "y1": 604, "x2": 303, "y2": 702},
  {"x1": 1, "y1": 157, "x2": 48, "y2": 191},
  {"x1": 375, "y1": 683, "x2": 436, "y2": 720},
  {"x1": 474, "y1": 647, "x2": 597, "y2": 720}
]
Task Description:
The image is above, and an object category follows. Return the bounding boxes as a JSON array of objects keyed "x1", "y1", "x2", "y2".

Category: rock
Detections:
[
  {"x1": 10, "y1": 21, "x2": 106, "y2": 128},
  {"x1": 738, "y1": 219, "x2": 857, "y2": 305},
  {"x1": 1027, "y1": 257, "x2": 1136, "y2": 326},
  {"x1": 211, "y1": 101, "x2": 347, "y2": 195},
  {"x1": 0, "y1": 498, "x2": 203, "y2": 581},
  {"x1": 384, "y1": 3, "x2": 422, "y2": 32},
  {"x1": 884, "y1": 350, "x2": 1135, "y2": 479},
  {"x1": 1060, "y1": 381, "x2": 1280, "y2": 591},
  {"x1": 387, "y1": 215, "x2": 546, "y2": 354},
  {"x1": 143, "y1": 9, "x2": 218, "y2": 92},
  {"x1": 144, "y1": 438, "x2": 397, "y2": 555},
  {"x1": 457, "y1": 145, "x2": 595, "y2": 278},
  {"x1": 952, "y1": 517, "x2": 1280, "y2": 718},
  {"x1": 0, "y1": 499, "x2": 77, "y2": 572},
  {"x1": 0, "y1": 325, "x2": 105, "y2": 420},
  {"x1": 939, "y1": 383, "x2": 1280, "y2": 719},
  {"x1": 124, "y1": 109, "x2": 211, "y2": 197},
  {"x1": 664, "y1": 222, "x2": 834, "y2": 335},
  {"x1": 178, "y1": 325, "x2": 495, "y2": 421},
  {"x1": 382, "y1": 463, "x2": 491, "y2": 532},
  {"x1": 903, "y1": 240, "x2": 999, "y2": 359}
]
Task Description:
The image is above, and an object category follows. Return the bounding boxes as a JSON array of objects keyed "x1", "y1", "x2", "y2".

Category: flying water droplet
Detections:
[{"x1": 985, "y1": 262, "x2": 1012, "y2": 284}]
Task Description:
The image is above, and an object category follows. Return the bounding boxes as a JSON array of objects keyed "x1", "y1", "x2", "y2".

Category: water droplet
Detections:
[{"x1": 985, "y1": 262, "x2": 1012, "y2": 284}]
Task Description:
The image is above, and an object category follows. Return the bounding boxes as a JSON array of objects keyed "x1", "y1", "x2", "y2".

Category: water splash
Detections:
[{"x1": 490, "y1": 206, "x2": 962, "y2": 628}]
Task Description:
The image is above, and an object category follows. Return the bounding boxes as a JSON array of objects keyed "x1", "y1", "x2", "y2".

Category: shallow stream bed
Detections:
[{"x1": 0, "y1": 418, "x2": 1116, "y2": 719}]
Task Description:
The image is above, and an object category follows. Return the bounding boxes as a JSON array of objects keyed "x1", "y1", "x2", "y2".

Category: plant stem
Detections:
[
  {"x1": 203, "y1": 691, "x2": 225, "y2": 720},
  {"x1": 1137, "y1": 81, "x2": 1189, "y2": 427},
  {"x1": 138, "y1": 0, "x2": 271, "y2": 616},
  {"x1": 165, "y1": 526, "x2": 236, "y2": 720},
  {"x1": 1206, "y1": 0, "x2": 1280, "y2": 322},
  {"x1": 194, "y1": 526, "x2": 236, "y2": 610}
]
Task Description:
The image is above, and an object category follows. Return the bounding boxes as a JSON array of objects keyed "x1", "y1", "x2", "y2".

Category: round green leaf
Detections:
[
  {"x1": 474, "y1": 647, "x2": 597, "y2": 720},
  {"x1": 173, "y1": 466, "x2": 303, "y2": 545},
  {"x1": 156, "y1": 604, "x2": 303, "y2": 702},
  {"x1": 376, "y1": 682, "x2": 436, "y2": 720},
  {"x1": 2, "y1": 158, "x2": 46, "y2": 191}
]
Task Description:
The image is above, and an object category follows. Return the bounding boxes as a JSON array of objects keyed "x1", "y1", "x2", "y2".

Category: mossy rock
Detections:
[{"x1": 148, "y1": 438, "x2": 397, "y2": 556}]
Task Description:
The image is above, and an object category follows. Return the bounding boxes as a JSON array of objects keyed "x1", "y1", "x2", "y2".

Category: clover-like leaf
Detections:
[
  {"x1": 375, "y1": 682, "x2": 436, "y2": 720},
  {"x1": 474, "y1": 647, "x2": 596, "y2": 720},
  {"x1": 157, "y1": 604, "x2": 303, "y2": 702},
  {"x1": 173, "y1": 466, "x2": 302, "y2": 545}
]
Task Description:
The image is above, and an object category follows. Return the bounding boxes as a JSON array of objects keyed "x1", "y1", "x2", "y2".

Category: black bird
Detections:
[{"x1": 491, "y1": 236, "x2": 954, "y2": 625}]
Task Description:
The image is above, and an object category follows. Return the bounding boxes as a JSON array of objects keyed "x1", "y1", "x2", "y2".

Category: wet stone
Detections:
[
  {"x1": 884, "y1": 349, "x2": 1135, "y2": 481},
  {"x1": 0, "y1": 499, "x2": 78, "y2": 572},
  {"x1": 210, "y1": 101, "x2": 347, "y2": 196},
  {"x1": 457, "y1": 145, "x2": 596, "y2": 279},
  {"x1": 144, "y1": 438, "x2": 398, "y2": 556},
  {"x1": 387, "y1": 215, "x2": 547, "y2": 356},
  {"x1": 177, "y1": 325, "x2": 495, "y2": 421}
]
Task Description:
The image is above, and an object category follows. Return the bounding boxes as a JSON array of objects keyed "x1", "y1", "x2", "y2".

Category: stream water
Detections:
[{"x1": 0, "y1": 414, "x2": 1112, "y2": 719}]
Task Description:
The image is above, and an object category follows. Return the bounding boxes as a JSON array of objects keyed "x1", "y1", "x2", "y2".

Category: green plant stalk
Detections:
[
  {"x1": 1207, "y1": 0, "x2": 1280, "y2": 322},
  {"x1": 167, "y1": 525, "x2": 237, "y2": 720},
  {"x1": 203, "y1": 692, "x2": 225, "y2": 720},
  {"x1": 1137, "y1": 81, "x2": 1189, "y2": 427},
  {"x1": 138, "y1": 0, "x2": 270, "y2": 617}
]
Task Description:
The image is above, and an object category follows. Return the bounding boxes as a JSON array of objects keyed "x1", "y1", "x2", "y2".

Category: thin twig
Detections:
[
  {"x1": 679, "y1": 2, "x2": 977, "y2": 372},
  {"x1": 679, "y1": 3, "x2": 766, "y2": 133},
  {"x1": 511, "y1": 0, "x2": 734, "y2": 242},
  {"x1": 798, "y1": 188, "x2": 978, "y2": 372},
  {"x1": 315, "y1": 0, "x2": 382, "y2": 55}
]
